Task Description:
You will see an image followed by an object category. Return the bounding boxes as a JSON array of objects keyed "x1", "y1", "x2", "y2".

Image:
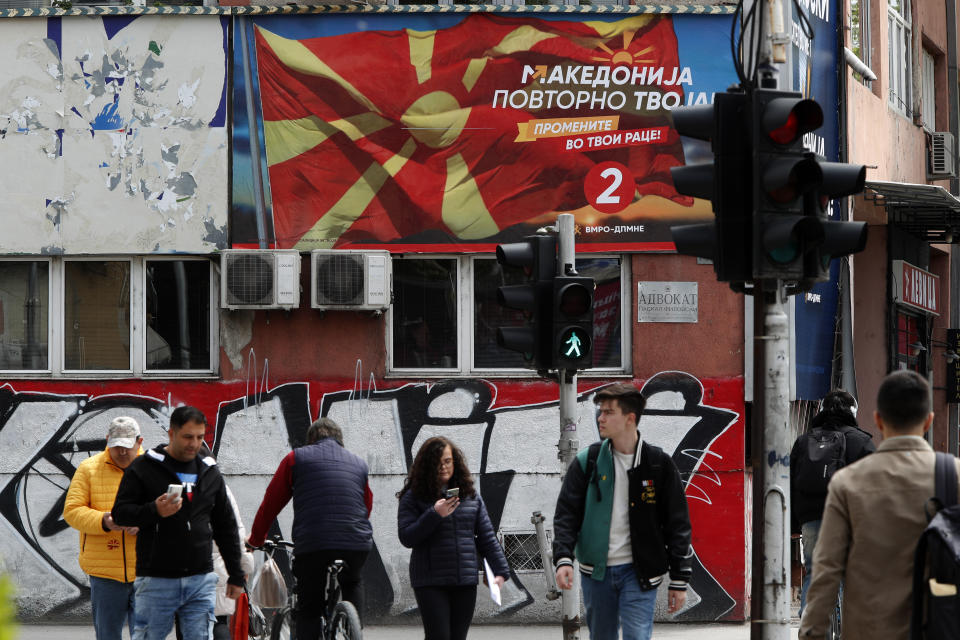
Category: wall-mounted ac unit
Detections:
[
  {"x1": 930, "y1": 132, "x2": 957, "y2": 178},
  {"x1": 220, "y1": 250, "x2": 301, "y2": 310},
  {"x1": 311, "y1": 250, "x2": 392, "y2": 311}
]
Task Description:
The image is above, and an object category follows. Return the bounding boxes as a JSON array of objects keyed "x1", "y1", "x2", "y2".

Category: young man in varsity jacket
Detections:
[{"x1": 552, "y1": 382, "x2": 693, "y2": 640}]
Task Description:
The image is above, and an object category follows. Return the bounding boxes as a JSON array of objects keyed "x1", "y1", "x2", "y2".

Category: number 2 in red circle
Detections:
[{"x1": 584, "y1": 162, "x2": 635, "y2": 214}]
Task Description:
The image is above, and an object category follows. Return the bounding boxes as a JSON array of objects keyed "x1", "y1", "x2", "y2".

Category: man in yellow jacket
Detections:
[{"x1": 64, "y1": 416, "x2": 144, "y2": 640}]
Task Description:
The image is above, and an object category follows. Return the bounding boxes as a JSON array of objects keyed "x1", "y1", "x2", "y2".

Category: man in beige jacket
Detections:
[{"x1": 799, "y1": 369, "x2": 958, "y2": 639}]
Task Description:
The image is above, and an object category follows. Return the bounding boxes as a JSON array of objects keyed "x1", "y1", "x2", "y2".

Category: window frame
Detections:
[
  {"x1": 0, "y1": 256, "x2": 218, "y2": 379},
  {"x1": 887, "y1": 0, "x2": 912, "y2": 116},
  {"x1": 386, "y1": 253, "x2": 632, "y2": 378},
  {"x1": 849, "y1": 0, "x2": 872, "y2": 86},
  {"x1": 139, "y1": 256, "x2": 220, "y2": 377},
  {"x1": 0, "y1": 257, "x2": 54, "y2": 376},
  {"x1": 921, "y1": 48, "x2": 936, "y2": 131}
]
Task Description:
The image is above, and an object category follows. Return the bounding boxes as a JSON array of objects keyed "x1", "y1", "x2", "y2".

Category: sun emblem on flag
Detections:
[{"x1": 591, "y1": 29, "x2": 657, "y2": 66}]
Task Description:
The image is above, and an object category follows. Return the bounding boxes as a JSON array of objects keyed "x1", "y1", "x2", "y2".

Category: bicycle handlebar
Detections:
[{"x1": 248, "y1": 536, "x2": 295, "y2": 552}]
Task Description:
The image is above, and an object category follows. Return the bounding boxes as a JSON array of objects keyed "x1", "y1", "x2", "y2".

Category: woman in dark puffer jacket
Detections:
[{"x1": 397, "y1": 436, "x2": 510, "y2": 640}]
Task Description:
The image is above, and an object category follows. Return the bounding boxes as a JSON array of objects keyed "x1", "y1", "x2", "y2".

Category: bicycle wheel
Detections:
[
  {"x1": 270, "y1": 606, "x2": 296, "y2": 640},
  {"x1": 330, "y1": 600, "x2": 362, "y2": 640}
]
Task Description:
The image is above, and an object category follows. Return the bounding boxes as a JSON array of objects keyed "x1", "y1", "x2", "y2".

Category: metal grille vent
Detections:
[
  {"x1": 315, "y1": 254, "x2": 365, "y2": 305},
  {"x1": 502, "y1": 532, "x2": 544, "y2": 572},
  {"x1": 225, "y1": 253, "x2": 274, "y2": 305},
  {"x1": 931, "y1": 132, "x2": 957, "y2": 178}
]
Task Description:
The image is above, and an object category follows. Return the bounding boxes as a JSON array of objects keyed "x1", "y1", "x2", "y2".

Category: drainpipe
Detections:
[{"x1": 948, "y1": 0, "x2": 959, "y2": 453}]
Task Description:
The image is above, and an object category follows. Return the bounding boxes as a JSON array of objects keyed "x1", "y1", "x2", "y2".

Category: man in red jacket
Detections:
[{"x1": 248, "y1": 418, "x2": 373, "y2": 640}]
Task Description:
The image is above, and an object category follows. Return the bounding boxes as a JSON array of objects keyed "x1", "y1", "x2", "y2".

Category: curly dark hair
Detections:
[{"x1": 397, "y1": 436, "x2": 476, "y2": 501}]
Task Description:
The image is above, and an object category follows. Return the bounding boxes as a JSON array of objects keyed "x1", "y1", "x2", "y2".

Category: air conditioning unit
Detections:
[
  {"x1": 930, "y1": 132, "x2": 957, "y2": 178},
  {"x1": 311, "y1": 250, "x2": 392, "y2": 311},
  {"x1": 220, "y1": 250, "x2": 301, "y2": 310}
]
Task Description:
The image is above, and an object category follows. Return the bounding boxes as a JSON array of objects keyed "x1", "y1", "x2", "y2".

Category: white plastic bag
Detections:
[{"x1": 250, "y1": 557, "x2": 288, "y2": 609}]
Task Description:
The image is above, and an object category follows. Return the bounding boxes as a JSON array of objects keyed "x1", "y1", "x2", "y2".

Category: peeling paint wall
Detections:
[{"x1": 0, "y1": 16, "x2": 228, "y2": 254}]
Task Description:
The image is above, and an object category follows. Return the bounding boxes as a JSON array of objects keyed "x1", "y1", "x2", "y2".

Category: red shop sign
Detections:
[{"x1": 892, "y1": 260, "x2": 940, "y2": 316}]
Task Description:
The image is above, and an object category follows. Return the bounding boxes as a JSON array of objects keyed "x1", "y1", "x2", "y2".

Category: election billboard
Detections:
[{"x1": 231, "y1": 10, "x2": 737, "y2": 252}]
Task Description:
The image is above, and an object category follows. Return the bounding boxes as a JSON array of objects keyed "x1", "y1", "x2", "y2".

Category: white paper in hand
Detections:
[{"x1": 484, "y1": 559, "x2": 502, "y2": 606}]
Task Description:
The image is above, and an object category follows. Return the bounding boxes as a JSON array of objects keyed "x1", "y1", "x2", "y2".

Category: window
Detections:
[
  {"x1": 0, "y1": 257, "x2": 217, "y2": 377},
  {"x1": 145, "y1": 260, "x2": 212, "y2": 372},
  {"x1": 895, "y1": 311, "x2": 926, "y2": 372},
  {"x1": 921, "y1": 49, "x2": 936, "y2": 130},
  {"x1": 0, "y1": 261, "x2": 49, "y2": 370},
  {"x1": 850, "y1": 0, "x2": 871, "y2": 84},
  {"x1": 388, "y1": 255, "x2": 629, "y2": 375},
  {"x1": 888, "y1": 0, "x2": 911, "y2": 115}
]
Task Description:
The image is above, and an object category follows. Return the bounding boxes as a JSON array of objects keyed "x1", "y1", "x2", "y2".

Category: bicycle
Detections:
[{"x1": 255, "y1": 536, "x2": 363, "y2": 640}]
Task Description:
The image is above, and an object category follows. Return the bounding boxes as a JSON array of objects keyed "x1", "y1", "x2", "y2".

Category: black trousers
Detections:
[
  {"x1": 413, "y1": 585, "x2": 478, "y2": 640},
  {"x1": 292, "y1": 548, "x2": 369, "y2": 640}
]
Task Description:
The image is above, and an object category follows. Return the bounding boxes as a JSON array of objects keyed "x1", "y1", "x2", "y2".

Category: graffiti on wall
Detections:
[
  {"x1": 0, "y1": 371, "x2": 744, "y2": 621},
  {"x1": 0, "y1": 15, "x2": 229, "y2": 254}
]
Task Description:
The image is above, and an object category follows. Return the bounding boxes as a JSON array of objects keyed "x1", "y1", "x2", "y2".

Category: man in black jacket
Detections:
[
  {"x1": 553, "y1": 382, "x2": 693, "y2": 640},
  {"x1": 790, "y1": 389, "x2": 875, "y2": 614},
  {"x1": 113, "y1": 406, "x2": 244, "y2": 640}
]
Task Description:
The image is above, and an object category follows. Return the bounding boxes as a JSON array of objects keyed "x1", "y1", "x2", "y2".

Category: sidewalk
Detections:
[{"x1": 13, "y1": 622, "x2": 802, "y2": 639}]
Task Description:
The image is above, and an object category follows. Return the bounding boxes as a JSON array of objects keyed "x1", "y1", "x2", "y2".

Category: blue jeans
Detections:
[
  {"x1": 89, "y1": 576, "x2": 135, "y2": 640},
  {"x1": 800, "y1": 519, "x2": 821, "y2": 615},
  {"x1": 132, "y1": 573, "x2": 217, "y2": 640},
  {"x1": 581, "y1": 563, "x2": 658, "y2": 640}
]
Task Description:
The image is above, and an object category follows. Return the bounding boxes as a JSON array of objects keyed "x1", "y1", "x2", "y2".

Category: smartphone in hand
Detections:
[
  {"x1": 166, "y1": 484, "x2": 184, "y2": 501},
  {"x1": 445, "y1": 487, "x2": 460, "y2": 499}
]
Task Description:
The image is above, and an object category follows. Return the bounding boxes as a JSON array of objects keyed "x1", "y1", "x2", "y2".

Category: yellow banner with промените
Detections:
[{"x1": 515, "y1": 116, "x2": 620, "y2": 142}]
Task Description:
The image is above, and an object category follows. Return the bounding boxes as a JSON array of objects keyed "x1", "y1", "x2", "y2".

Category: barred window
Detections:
[{"x1": 501, "y1": 532, "x2": 547, "y2": 572}]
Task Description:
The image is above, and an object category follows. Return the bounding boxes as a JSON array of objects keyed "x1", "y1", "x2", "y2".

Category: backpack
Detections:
[
  {"x1": 911, "y1": 452, "x2": 960, "y2": 640},
  {"x1": 793, "y1": 427, "x2": 848, "y2": 495}
]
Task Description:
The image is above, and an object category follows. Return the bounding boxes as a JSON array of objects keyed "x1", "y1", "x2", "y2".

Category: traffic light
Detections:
[
  {"x1": 552, "y1": 275, "x2": 594, "y2": 371},
  {"x1": 670, "y1": 89, "x2": 753, "y2": 285},
  {"x1": 495, "y1": 235, "x2": 556, "y2": 371},
  {"x1": 752, "y1": 89, "x2": 825, "y2": 282},
  {"x1": 750, "y1": 88, "x2": 868, "y2": 288},
  {"x1": 799, "y1": 161, "x2": 868, "y2": 288}
]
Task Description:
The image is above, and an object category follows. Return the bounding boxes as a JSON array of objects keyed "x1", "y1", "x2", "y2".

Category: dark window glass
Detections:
[
  {"x1": 64, "y1": 261, "x2": 130, "y2": 370},
  {"x1": 393, "y1": 259, "x2": 457, "y2": 369},
  {"x1": 473, "y1": 257, "x2": 622, "y2": 369},
  {"x1": 0, "y1": 262, "x2": 49, "y2": 370},
  {"x1": 145, "y1": 261, "x2": 211, "y2": 370}
]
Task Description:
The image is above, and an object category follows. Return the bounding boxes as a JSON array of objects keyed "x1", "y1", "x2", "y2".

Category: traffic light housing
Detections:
[
  {"x1": 670, "y1": 89, "x2": 753, "y2": 286},
  {"x1": 752, "y1": 89, "x2": 826, "y2": 282},
  {"x1": 495, "y1": 235, "x2": 556, "y2": 370},
  {"x1": 552, "y1": 276, "x2": 594, "y2": 371},
  {"x1": 799, "y1": 161, "x2": 868, "y2": 288}
]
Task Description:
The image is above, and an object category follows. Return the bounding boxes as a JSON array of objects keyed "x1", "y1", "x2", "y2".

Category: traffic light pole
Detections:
[
  {"x1": 751, "y1": 285, "x2": 792, "y2": 640},
  {"x1": 556, "y1": 213, "x2": 582, "y2": 640}
]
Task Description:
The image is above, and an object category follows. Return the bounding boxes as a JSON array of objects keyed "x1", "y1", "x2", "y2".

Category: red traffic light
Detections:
[{"x1": 761, "y1": 97, "x2": 823, "y2": 146}]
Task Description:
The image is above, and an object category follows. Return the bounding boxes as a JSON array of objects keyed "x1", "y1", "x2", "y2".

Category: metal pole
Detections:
[
  {"x1": 751, "y1": 284, "x2": 792, "y2": 640},
  {"x1": 555, "y1": 213, "x2": 581, "y2": 640},
  {"x1": 531, "y1": 511, "x2": 561, "y2": 600}
]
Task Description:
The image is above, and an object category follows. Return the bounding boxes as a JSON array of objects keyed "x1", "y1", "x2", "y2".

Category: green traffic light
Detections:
[{"x1": 559, "y1": 327, "x2": 591, "y2": 361}]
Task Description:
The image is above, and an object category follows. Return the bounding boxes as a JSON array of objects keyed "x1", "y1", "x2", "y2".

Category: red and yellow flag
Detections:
[{"x1": 255, "y1": 13, "x2": 687, "y2": 249}]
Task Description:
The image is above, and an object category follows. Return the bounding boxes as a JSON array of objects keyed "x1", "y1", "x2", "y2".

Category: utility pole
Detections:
[
  {"x1": 494, "y1": 212, "x2": 592, "y2": 640},
  {"x1": 751, "y1": 286, "x2": 792, "y2": 640},
  {"x1": 555, "y1": 213, "x2": 581, "y2": 640}
]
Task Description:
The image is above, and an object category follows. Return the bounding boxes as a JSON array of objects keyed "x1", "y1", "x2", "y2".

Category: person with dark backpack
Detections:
[
  {"x1": 790, "y1": 389, "x2": 876, "y2": 614},
  {"x1": 799, "y1": 370, "x2": 952, "y2": 640},
  {"x1": 911, "y1": 450, "x2": 960, "y2": 639}
]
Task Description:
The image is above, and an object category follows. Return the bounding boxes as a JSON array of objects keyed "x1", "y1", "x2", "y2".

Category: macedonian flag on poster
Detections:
[{"x1": 235, "y1": 11, "x2": 736, "y2": 251}]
